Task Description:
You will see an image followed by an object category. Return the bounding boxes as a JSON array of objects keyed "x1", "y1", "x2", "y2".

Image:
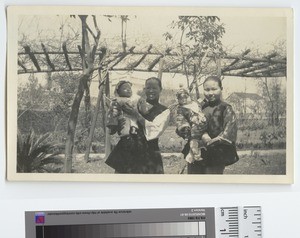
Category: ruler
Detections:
[{"x1": 215, "y1": 206, "x2": 262, "y2": 238}]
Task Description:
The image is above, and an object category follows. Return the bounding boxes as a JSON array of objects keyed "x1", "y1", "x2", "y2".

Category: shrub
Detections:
[{"x1": 17, "y1": 131, "x2": 64, "y2": 173}]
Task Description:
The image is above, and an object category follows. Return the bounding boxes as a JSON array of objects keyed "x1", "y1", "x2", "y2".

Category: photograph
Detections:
[{"x1": 6, "y1": 6, "x2": 294, "y2": 183}]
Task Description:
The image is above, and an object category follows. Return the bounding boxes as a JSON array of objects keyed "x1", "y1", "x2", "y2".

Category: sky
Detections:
[{"x1": 17, "y1": 13, "x2": 287, "y2": 98}]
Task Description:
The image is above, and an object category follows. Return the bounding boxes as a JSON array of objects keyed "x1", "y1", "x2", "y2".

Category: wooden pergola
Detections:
[
  {"x1": 18, "y1": 44, "x2": 286, "y2": 78},
  {"x1": 17, "y1": 43, "x2": 287, "y2": 172}
]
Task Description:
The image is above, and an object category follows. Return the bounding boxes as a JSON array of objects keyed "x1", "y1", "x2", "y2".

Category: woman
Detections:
[
  {"x1": 105, "y1": 77, "x2": 170, "y2": 174},
  {"x1": 177, "y1": 76, "x2": 239, "y2": 174}
]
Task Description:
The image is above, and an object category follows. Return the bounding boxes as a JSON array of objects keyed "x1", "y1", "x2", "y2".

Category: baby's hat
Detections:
[
  {"x1": 176, "y1": 84, "x2": 189, "y2": 98},
  {"x1": 114, "y1": 80, "x2": 132, "y2": 96}
]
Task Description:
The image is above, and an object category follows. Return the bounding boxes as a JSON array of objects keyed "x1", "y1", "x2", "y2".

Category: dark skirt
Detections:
[
  {"x1": 182, "y1": 140, "x2": 239, "y2": 174},
  {"x1": 105, "y1": 130, "x2": 164, "y2": 174}
]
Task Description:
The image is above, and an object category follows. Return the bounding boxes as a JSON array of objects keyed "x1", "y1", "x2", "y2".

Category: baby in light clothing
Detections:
[{"x1": 106, "y1": 80, "x2": 152, "y2": 136}]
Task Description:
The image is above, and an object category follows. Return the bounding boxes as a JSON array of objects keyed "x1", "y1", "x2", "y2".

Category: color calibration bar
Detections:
[{"x1": 36, "y1": 221, "x2": 207, "y2": 238}]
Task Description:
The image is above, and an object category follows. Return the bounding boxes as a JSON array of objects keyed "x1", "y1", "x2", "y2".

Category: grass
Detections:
[
  {"x1": 47, "y1": 125, "x2": 286, "y2": 175},
  {"x1": 50, "y1": 149, "x2": 285, "y2": 175}
]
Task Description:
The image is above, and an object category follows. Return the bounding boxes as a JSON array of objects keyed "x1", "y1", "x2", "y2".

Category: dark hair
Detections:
[
  {"x1": 203, "y1": 76, "x2": 223, "y2": 89},
  {"x1": 145, "y1": 77, "x2": 162, "y2": 90},
  {"x1": 115, "y1": 80, "x2": 132, "y2": 96}
]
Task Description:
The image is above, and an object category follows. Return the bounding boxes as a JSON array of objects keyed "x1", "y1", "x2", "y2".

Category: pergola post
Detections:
[
  {"x1": 158, "y1": 58, "x2": 164, "y2": 80},
  {"x1": 216, "y1": 56, "x2": 222, "y2": 78},
  {"x1": 104, "y1": 72, "x2": 111, "y2": 159}
]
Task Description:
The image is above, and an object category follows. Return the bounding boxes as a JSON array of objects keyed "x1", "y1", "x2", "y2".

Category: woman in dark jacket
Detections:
[
  {"x1": 105, "y1": 77, "x2": 170, "y2": 174},
  {"x1": 177, "y1": 76, "x2": 239, "y2": 174}
]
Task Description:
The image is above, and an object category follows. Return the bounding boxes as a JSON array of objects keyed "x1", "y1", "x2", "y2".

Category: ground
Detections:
[
  {"x1": 63, "y1": 149, "x2": 286, "y2": 175},
  {"x1": 48, "y1": 126, "x2": 286, "y2": 175}
]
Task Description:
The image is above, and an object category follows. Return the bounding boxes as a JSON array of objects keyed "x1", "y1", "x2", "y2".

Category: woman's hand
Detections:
[
  {"x1": 122, "y1": 103, "x2": 145, "y2": 126},
  {"x1": 121, "y1": 103, "x2": 138, "y2": 117},
  {"x1": 206, "y1": 136, "x2": 221, "y2": 146}
]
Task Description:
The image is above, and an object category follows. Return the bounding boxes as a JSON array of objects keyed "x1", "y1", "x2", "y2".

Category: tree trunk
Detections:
[
  {"x1": 84, "y1": 71, "x2": 105, "y2": 162},
  {"x1": 65, "y1": 74, "x2": 89, "y2": 173},
  {"x1": 84, "y1": 82, "x2": 91, "y2": 134},
  {"x1": 193, "y1": 64, "x2": 200, "y2": 99},
  {"x1": 64, "y1": 15, "x2": 101, "y2": 172}
]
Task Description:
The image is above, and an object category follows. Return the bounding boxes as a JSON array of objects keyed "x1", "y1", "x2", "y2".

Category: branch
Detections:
[
  {"x1": 179, "y1": 25, "x2": 190, "y2": 88},
  {"x1": 86, "y1": 24, "x2": 96, "y2": 40},
  {"x1": 79, "y1": 15, "x2": 92, "y2": 70},
  {"x1": 90, "y1": 15, "x2": 101, "y2": 62},
  {"x1": 92, "y1": 15, "x2": 101, "y2": 39}
]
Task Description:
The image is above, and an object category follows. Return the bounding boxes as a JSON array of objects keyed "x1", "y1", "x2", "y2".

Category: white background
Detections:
[{"x1": 0, "y1": 0, "x2": 299, "y2": 237}]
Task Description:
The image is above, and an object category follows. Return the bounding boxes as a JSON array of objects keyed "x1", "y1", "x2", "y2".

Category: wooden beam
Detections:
[
  {"x1": 128, "y1": 44, "x2": 152, "y2": 69},
  {"x1": 222, "y1": 61, "x2": 255, "y2": 73},
  {"x1": 230, "y1": 63, "x2": 279, "y2": 75},
  {"x1": 103, "y1": 72, "x2": 111, "y2": 159},
  {"x1": 18, "y1": 60, "x2": 27, "y2": 73},
  {"x1": 216, "y1": 56, "x2": 221, "y2": 78},
  {"x1": 109, "y1": 46, "x2": 135, "y2": 69},
  {"x1": 62, "y1": 42, "x2": 73, "y2": 70},
  {"x1": 18, "y1": 48, "x2": 286, "y2": 64},
  {"x1": 248, "y1": 66, "x2": 286, "y2": 75},
  {"x1": 265, "y1": 52, "x2": 277, "y2": 59},
  {"x1": 223, "y1": 68, "x2": 286, "y2": 77},
  {"x1": 157, "y1": 58, "x2": 164, "y2": 80},
  {"x1": 221, "y1": 49, "x2": 251, "y2": 72},
  {"x1": 18, "y1": 66, "x2": 286, "y2": 78},
  {"x1": 224, "y1": 55, "x2": 285, "y2": 64},
  {"x1": 41, "y1": 43, "x2": 55, "y2": 71},
  {"x1": 77, "y1": 45, "x2": 88, "y2": 69},
  {"x1": 24, "y1": 45, "x2": 41, "y2": 72},
  {"x1": 18, "y1": 68, "x2": 83, "y2": 74},
  {"x1": 148, "y1": 55, "x2": 163, "y2": 71}
]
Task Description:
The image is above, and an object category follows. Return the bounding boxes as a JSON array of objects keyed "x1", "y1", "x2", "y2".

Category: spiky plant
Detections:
[{"x1": 17, "y1": 131, "x2": 64, "y2": 173}]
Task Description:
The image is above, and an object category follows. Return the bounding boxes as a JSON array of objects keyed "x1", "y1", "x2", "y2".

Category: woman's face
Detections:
[
  {"x1": 203, "y1": 80, "x2": 222, "y2": 102},
  {"x1": 118, "y1": 83, "x2": 132, "y2": 97},
  {"x1": 144, "y1": 79, "x2": 162, "y2": 101}
]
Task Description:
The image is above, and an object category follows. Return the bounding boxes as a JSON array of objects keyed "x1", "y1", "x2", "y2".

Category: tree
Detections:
[
  {"x1": 256, "y1": 39, "x2": 287, "y2": 133},
  {"x1": 165, "y1": 16, "x2": 225, "y2": 97},
  {"x1": 17, "y1": 73, "x2": 50, "y2": 118},
  {"x1": 258, "y1": 77, "x2": 286, "y2": 131},
  {"x1": 64, "y1": 15, "x2": 101, "y2": 173}
]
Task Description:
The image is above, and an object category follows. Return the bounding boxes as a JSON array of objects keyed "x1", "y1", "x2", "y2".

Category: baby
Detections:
[
  {"x1": 176, "y1": 85, "x2": 207, "y2": 163},
  {"x1": 106, "y1": 80, "x2": 152, "y2": 136}
]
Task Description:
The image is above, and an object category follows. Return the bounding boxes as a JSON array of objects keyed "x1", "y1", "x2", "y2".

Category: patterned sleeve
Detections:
[
  {"x1": 176, "y1": 106, "x2": 190, "y2": 131},
  {"x1": 144, "y1": 109, "x2": 170, "y2": 141},
  {"x1": 219, "y1": 105, "x2": 238, "y2": 143}
]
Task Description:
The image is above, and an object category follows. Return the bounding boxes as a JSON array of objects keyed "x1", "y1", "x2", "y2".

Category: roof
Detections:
[{"x1": 226, "y1": 92, "x2": 264, "y2": 101}]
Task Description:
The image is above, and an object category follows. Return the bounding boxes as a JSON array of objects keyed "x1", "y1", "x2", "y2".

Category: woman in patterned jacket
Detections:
[{"x1": 177, "y1": 76, "x2": 239, "y2": 174}]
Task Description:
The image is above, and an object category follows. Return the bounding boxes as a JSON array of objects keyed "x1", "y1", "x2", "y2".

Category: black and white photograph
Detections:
[{"x1": 6, "y1": 6, "x2": 293, "y2": 183}]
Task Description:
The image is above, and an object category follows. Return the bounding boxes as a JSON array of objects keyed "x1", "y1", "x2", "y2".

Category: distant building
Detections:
[{"x1": 226, "y1": 92, "x2": 265, "y2": 119}]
